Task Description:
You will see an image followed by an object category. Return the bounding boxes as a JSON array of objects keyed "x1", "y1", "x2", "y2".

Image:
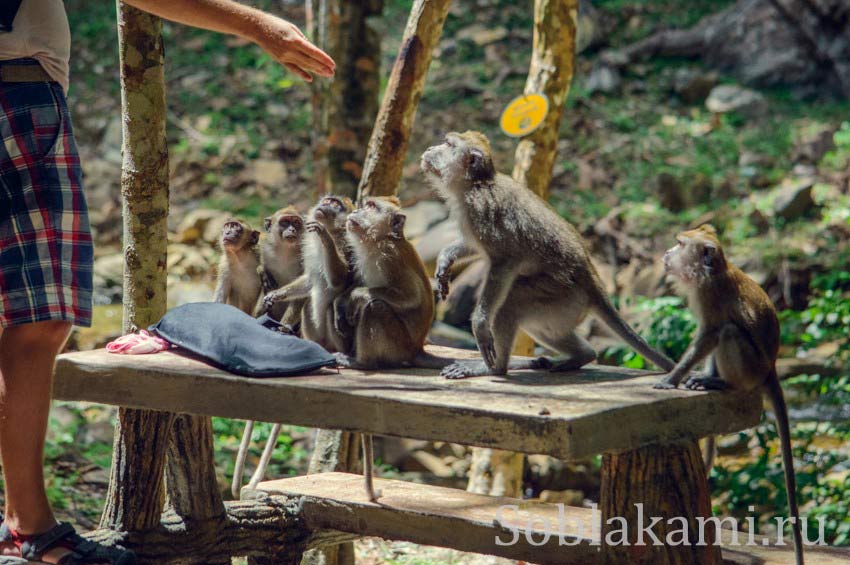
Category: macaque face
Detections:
[
  {"x1": 347, "y1": 198, "x2": 406, "y2": 242},
  {"x1": 311, "y1": 196, "x2": 351, "y2": 230},
  {"x1": 663, "y1": 225, "x2": 723, "y2": 284},
  {"x1": 277, "y1": 215, "x2": 302, "y2": 243},
  {"x1": 421, "y1": 131, "x2": 494, "y2": 191},
  {"x1": 221, "y1": 220, "x2": 259, "y2": 250}
]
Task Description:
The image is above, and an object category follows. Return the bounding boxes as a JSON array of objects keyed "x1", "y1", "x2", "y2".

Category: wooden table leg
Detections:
[{"x1": 600, "y1": 440, "x2": 722, "y2": 564}]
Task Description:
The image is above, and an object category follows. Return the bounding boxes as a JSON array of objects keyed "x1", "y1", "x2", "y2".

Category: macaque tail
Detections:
[
  {"x1": 591, "y1": 291, "x2": 676, "y2": 371},
  {"x1": 765, "y1": 370, "x2": 804, "y2": 565}
]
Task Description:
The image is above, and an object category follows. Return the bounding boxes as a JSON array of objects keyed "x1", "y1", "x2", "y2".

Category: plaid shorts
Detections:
[{"x1": 0, "y1": 72, "x2": 93, "y2": 328}]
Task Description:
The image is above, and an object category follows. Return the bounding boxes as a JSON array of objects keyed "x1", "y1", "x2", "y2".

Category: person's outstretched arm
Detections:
[{"x1": 123, "y1": 0, "x2": 335, "y2": 82}]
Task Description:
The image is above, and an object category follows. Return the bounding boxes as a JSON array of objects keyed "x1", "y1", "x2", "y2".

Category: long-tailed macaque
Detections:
[
  {"x1": 213, "y1": 219, "x2": 262, "y2": 314},
  {"x1": 420, "y1": 131, "x2": 675, "y2": 379},
  {"x1": 654, "y1": 224, "x2": 803, "y2": 565},
  {"x1": 259, "y1": 206, "x2": 305, "y2": 330},
  {"x1": 263, "y1": 195, "x2": 355, "y2": 352}
]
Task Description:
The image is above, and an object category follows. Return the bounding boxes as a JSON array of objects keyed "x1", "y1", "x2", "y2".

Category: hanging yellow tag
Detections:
[{"x1": 499, "y1": 93, "x2": 549, "y2": 138}]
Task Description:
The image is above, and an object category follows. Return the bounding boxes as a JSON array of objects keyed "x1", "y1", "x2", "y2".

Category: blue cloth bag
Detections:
[{"x1": 150, "y1": 302, "x2": 336, "y2": 377}]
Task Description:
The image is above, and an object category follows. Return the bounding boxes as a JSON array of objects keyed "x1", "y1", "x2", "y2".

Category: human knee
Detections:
[{"x1": 2, "y1": 320, "x2": 71, "y2": 353}]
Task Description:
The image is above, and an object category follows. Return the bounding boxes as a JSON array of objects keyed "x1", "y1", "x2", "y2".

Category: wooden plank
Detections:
[
  {"x1": 257, "y1": 472, "x2": 600, "y2": 564},
  {"x1": 53, "y1": 346, "x2": 760, "y2": 460},
  {"x1": 256, "y1": 472, "x2": 850, "y2": 565}
]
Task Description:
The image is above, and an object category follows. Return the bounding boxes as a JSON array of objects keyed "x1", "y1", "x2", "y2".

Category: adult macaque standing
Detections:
[
  {"x1": 213, "y1": 219, "x2": 262, "y2": 315},
  {"x1": 259, "y1": 206, "x2": 305, "y2": 330},
  {"x1": 654, "y1": 224, "x2": 803, "y2": 565},
  {"x1": 421, "y1": 131, "x2": 675, "y2": 379}
]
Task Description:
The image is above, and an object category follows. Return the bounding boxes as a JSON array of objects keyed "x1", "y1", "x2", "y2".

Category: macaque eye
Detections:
[{"x1": 365, "y1": 200, "x2": 377, "y2": 209}]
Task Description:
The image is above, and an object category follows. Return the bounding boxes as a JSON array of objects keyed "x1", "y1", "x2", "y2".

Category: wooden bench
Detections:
[{"x1": 53, "y1": 345, "x2": 829, "y2": 564}]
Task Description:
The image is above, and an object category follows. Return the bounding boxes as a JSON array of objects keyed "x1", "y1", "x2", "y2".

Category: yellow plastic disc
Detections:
[{"x1": 499, "y1": 93, "x2": 549, "y2": 138}]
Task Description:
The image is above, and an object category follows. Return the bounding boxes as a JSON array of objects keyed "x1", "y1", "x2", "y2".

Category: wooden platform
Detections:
[
  {"x1": 54, "y1": 346, "x2": 760, "y2": 460},
  {"x1": 258, "y1": 472, "x2": 850, "y2": 565}
]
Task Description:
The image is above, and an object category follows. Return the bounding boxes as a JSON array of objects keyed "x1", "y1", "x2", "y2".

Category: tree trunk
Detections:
[
  {"x1": 600, "y1": 441, "x2": 722, "y2": 565},
  {"x1": 307, "y1": 0, "x2": 382, "y2": 199},
  {"x1": 165, "y1": 415, "x2": 226, "y2": 522},
  {"x1": 101, "y1": 1, "x2": 174, "y2": 533},
  {"x1": 357, "y1": 0, "x2": 452, "y2": 199},
  {"x1": 511, "y1": 0, "x2": 578, "y2": 198},
  {"x1": 467, "y1": 0, "x2": 578, "y2": 499}
]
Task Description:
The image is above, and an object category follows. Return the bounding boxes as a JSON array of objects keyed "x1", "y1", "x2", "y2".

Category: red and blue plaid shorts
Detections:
[{"x1": 0, "y1": 70, "x2": 93, "y2": 328}]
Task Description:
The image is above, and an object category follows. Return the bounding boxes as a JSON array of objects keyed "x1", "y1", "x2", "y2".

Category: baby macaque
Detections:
[
  {"x1": 259, "y1": 206, "x2": 305, "y2": 330},
  {"x1": 655, "y1": 224, "x2": 803, "y2": 565},
  {"x1": 214, "y1": 219, "x2": 262, "y2": 315},
  {"x1": 421, "y1": 131, "x2": 675, "y2": 379},
  {"x1": 263, "y1": 195, "x2": 355, "y2": 352}
]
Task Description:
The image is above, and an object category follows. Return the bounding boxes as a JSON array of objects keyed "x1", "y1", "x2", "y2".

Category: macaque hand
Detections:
[
  {"x1": 263, "y1": 289, "x2": 287, "y2": 309},
  {"x1": 305, "y1": 221, "x2": 331, "y2": 240},
  {"x1": 435, "y1": 264, "x2": 452, "y2": 300},
  {"x1": 653, "y1": 374, "x2": 679, "y2": 390}
]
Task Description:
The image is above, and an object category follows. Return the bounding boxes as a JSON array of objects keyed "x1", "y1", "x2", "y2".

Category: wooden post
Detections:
[
  {"x1": 308, "y1": 0, "x2": 382, "y2": 199},
  {"x1": 101, "y1": 1, "x2": 175, "y2": 534},
  {"x1": 511, "y1": 0, "x2": 578, "y2": 197},
  {"x1": 601, "y1": 441, "x2": 722, "y2": 564},
  {"x1": 302, "y1": 430, "x2": 361, "y2": 565},
  {"x1": 467, "y1": 0, "x2": 578, "y2": 499},
  {"x1": 357, "y1": 0, "x2": 452, "y2": 199}
]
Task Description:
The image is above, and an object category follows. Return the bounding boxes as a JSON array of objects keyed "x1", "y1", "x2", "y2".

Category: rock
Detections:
[
  {"x1": 773, "y1": 180, "x2": 815, "y2": 220},
  {"x1": 410, "y1": 450, "x2": 455, "y2": 478},
  {"x1": 93, "y1": 253, "x2": 125, "y2": 288},
  {"x1": 656, "y1": 172, "x2": 687, "y2": 212},
  {"x1": 428, "y1": 321, "x2": 477, "y2": 350},
  {"x1": 402, "y1": 200, "x2": 449, "y2": 240},
  {"x1": 176, "y1": 208, "x2": 232, "y2": 245},
  {"x1": 794, "y1": 125, "x2": 838, "y2": 165},
  {"x1": 98, "y1": 116, "x2": 123, "y2": 165},
  {"x1": 167, "y1": 243, "x2": 212, "y2": 278},
  {"x1": 413, "y1": 218, "x2": 460, "y2": 266},
  {"x1": 738, "y1": 151, "x2": 773, "y2": 168},
  {"x1": 585, "y1": 64, "x2": 621, "y2": 95},
  {"x1": 539, "y1": 489, "x2": 585, "y2": 506},
  {"x1": 672, "y1": 68, "x2": 718, "y2": 104},
  {"x1": 456, "y1": 25, "x2": 508, "y2": 46},
  {"x1": 749, "y1": 209, "x2": 771, "y2": 234},
  {"x1": 705, "y1": 85, "x2": 768, "y2": 119},
  {"x1": 79, "y1": 420, "x2": 115, "y2": 445},
  {"x1": 251, "y1": 159, "x2": 288, "y2": 188}
]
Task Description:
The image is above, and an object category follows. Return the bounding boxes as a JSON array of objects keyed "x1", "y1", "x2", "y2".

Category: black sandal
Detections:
[{"x1": 4, "y1": 522, "x2": 135, "y2": 565}]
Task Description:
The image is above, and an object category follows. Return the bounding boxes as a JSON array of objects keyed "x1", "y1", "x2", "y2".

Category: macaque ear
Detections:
[
  {"x1": 391, "y1": 213, "x2": 406, "y2": 239},
  {"x1": 465, "y1": 148, "x2": 492, "y2": 182},
  {"x1": 263, "y1": 217, "x2": 272, "y2": 232},
  {"x1": 250, "y1": 230, "x2": 260, "y2": 246}
]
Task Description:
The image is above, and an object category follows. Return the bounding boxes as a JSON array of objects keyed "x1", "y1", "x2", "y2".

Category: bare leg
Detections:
[{"x1": 0, "y1": 320, "x2": 80, "y2": 563}]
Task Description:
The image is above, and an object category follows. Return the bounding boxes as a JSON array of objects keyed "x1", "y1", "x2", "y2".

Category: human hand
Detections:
[{"x1": 251, "y1": 15, "x2": 335, "y2": 82}]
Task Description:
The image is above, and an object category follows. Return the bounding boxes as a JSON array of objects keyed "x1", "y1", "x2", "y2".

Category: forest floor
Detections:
[{"x1": 1, "y1": 0, "x2": 847, "y2": 559}]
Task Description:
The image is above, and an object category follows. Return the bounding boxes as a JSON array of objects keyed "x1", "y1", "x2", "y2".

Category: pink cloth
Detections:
[{"x1": 106, "y1": 330, "x2": 170, "y2": 355}]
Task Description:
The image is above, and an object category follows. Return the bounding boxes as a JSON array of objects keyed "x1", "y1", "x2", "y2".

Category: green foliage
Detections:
[
  {"x1": 780, "y1": 269, "x2": 850, "y2": 364},
  {"x1": 823, "y1": 121, "x2": 850, "y2": 171}
]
